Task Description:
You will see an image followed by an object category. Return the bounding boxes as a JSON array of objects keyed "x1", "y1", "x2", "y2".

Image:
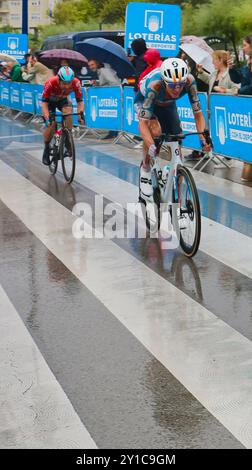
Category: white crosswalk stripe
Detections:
[
  {"x1": 0, "y1": 159, "x2": 252, "y2": 448},
  {"x1": 27, "y1": 150, "x2": 252, "y2": 279},
  {"x1": 0, "y1": 285, "x2": 97, "y2": 449}
]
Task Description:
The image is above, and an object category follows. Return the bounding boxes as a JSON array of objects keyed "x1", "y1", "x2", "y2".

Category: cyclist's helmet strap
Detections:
[
  {"x1": 160, "y1": 58, "x2": 189, "y2": 84},
  {"x1": 58, "y1": 66, "x2": 74, "y2": 82}
]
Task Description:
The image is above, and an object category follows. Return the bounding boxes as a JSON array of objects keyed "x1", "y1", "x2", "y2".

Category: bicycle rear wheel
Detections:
[
  {"x1": 173, "y1": 165, "x2": 201, "y2": 257},
  {"x1": 139, "y1": 163, "x2": 161, "y2": 234},
  {"x1": 60, "y1": 128, "x2": 76, "y2": 184},
  {"x1": 49, "y1": 142, "x2": 58, "y2": 175}
]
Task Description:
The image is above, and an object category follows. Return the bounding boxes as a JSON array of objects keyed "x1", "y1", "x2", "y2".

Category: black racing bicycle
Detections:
[
  {"x1": 139, "y1": 130, "x2": 213, "y2": 258},
  {"x1": 48, "y1": 112, "x2": 83, "y2": 184}
]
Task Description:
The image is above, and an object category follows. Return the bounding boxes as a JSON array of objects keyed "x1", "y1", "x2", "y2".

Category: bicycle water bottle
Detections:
[
  {"x1": 55, "y1": 129, "x2": 62, "y2": 147},
  {"x1": 162, "y1": 165, "x2": 170, "y2": 186}
]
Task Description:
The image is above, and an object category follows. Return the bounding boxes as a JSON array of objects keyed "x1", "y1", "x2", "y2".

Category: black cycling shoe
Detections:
[{"x1": 42, "y1": 146, "x2": 51, "y2": 166}]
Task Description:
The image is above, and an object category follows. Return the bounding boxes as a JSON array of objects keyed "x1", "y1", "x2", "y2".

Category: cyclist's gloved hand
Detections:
[
  {"x1": 78, "y1": 112, "x2": 85, "y2": 125},
  {"x1": 201, "y1": 140, "x2": 211, "y2": 153},
  {"x1": 148, "y1": 143, "x2": 157, "y2": 159},
  {"x1": 44, "y1": 119, "x2": 51, "y2": 128}
]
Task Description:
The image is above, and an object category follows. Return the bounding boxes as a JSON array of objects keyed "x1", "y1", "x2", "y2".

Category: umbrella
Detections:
[
  {"x1": 0, "y1": 53, "x2": 18, "y2": 63},
  {"x1": 39, "y1": 49, "x2": 88, "y2": 69},
  {"x1": 75, "y1": 38, "x2": 135, "y2": 79},
  {"x1": 181, "y1": 36, "x2": 213, "y2": 54},
  {"x1": 180, "y1": 43, "x2": 215, "y2": 74}
]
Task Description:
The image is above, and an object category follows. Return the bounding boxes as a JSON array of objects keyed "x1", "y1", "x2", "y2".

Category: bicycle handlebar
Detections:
[{"x1": 157, "y1": 129, "x2": 213, "y2": 148}]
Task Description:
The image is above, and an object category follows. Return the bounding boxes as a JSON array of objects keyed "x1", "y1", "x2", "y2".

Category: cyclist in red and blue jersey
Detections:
[
  {"x1": 42, "y1": 66, "x2": 84, "y2": 165},
  {"x1": 135, "y1": 58, "x2": 211, "y2": 200}
]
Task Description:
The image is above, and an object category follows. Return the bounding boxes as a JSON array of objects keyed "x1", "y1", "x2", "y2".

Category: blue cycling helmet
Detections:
[{"x1": 58, "y1": 66, "x2": 74, "y2": 82}]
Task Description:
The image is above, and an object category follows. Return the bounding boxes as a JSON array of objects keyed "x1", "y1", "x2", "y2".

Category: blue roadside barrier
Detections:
[
  {"x1": 123, "y1": 86, "x2": 140, "y2": 136},
  {"x1": 20, "y1": 83, "x2": 35, "y2": 114},
  {"x1": 0, "y1": 81, "x2": 10, "y2": 107},
  {"x1": 33, "y1": 84, "x2": 43, "y2": 115},
  {"x1": 210, "y1": 93, "x2": 252, "y2": 163},
  {"x1": 9, "y1": 82, "x2": 22, "y2": 111},
  {"x1": 86, "y1": 86, "x2": 122, "y2": 131},
  {"x1": 0, "y1": 82, "x2": 251, "y2": 165}
]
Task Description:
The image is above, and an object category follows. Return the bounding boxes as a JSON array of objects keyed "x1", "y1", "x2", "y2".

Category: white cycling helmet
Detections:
[{"x1": 160, "y1": 58, "x2": 189, "y2": 84}]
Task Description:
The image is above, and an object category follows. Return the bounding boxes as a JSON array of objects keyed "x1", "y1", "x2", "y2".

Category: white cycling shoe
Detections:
[{"x1": 139, "y1": 167, "x2": 153, "y2": 203}]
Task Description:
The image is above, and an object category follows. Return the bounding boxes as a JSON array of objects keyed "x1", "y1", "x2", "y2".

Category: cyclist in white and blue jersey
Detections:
[{"x1": 135, "y1": 58, "x2": 211, "y2": 200}]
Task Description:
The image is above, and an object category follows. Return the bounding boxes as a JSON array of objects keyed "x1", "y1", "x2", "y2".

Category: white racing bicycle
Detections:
[{"x1": 139, "y1": 130, "x2": 213, "y2": 258}]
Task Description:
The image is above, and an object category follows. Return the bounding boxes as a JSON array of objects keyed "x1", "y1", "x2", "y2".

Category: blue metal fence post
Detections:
[{"x1": 22, "y1": 0, "x2": 28, "y2": 35}]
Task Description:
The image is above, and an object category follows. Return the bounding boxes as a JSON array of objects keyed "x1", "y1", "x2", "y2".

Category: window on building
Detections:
[{"x1": 31, "y1": 14, "x2": 40, "y2": 20}]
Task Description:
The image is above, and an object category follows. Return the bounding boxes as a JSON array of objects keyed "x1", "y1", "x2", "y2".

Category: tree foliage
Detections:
[
  {"x1": 53, "y1": 0, "x2": 91, "y2": 24},
  {"x1": 182, "y1": 0, "x2": 252, "y2": 57}
]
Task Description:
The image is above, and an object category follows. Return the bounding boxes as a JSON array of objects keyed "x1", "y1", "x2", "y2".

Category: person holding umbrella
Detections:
[
  {"x1": 39, "y1": 49, "x2": 88, "y2": 72},
  {"x1": 22, "y1": 53, "x2": 53, "y2": 85},
  {"x1": 196, "y1": 50, "x2": 239, "y2": 94},
  {"x1": 41, "y1": 66, "x2": 84, "y2": 166},
  {"x1": 0, "y1": 62, "x2": 9, "y2": 81},
  {"x1": 88, "y1": 59, "x2": 121, "y2": 86}
]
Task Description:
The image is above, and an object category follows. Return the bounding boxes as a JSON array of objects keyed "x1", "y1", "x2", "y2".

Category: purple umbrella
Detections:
[
  {"x1": 181, "y1": 36, "x2": 213, "y2": 54},
  {"x1": 76, "y1": 38, "x2": 135, "y2": 79},
  {"x1": 39, "y1": 49, "x2": 88, "y2": 69}
]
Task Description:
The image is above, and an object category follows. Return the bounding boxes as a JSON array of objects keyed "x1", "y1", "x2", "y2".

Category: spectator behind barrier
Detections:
[
  {"x1": 88, "y1": 59, "x2": 120, "y2": 139},
  {"x1": 52, "y1": 59, "x2": 70, "y2": 76},
  {"x1": 129, "y1": 38, "x2": 148, "y2": 92},
  {"x1": 22, "y1": 53, "x2": 53, "y2": 85},
  {"x1": 21, "y1": 53, "x2": 31, "y2": 74},
  {"x1": 7, "y1": 61, "x2": 27, "y2": 82},
  {"x1": 196, "y1": 50, "x2": 240, "y2": 95},
  {"x1": 88, "y1": 59, "x2": 121, "y2": 87},
  {"x1": 228, "y1": 35, "x2": 252, "y2": 96},
  {"x1": 179, "y1": 50, "x2": 209, "y2": 93},
  {"x1": 228, "y1": 35, "x2": 252, "y2": 181}
]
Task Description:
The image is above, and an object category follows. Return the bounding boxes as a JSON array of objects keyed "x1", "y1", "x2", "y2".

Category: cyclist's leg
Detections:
[
  {"x1": 154, "y1": 102, "x2": 182, "y2": 136},
  {"x1": 139, "y1": 118, "x2": 162, "y2": 201}
]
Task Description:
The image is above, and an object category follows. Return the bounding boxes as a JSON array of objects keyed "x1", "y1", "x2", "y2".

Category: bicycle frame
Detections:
[{"x1": 50, "y1": 112, "x2": 83, "y2": 127}]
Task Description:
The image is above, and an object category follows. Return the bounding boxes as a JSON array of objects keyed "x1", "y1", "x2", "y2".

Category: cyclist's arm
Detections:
[
  {"x1": 73, "y1": 78, "x2": 84, "y2": 104},
  {"x1": 138, "y1": 81, "x2": 160, "y2": 148},
  {"x1": 42, "y1": 102, "x2": 50, "y2": 122},
  {"x1": 73, "y1": 78, "x2": 84, "y2": 121},
  {"x1": 139, "y1": 120, "x2": 155, "y2": 148}
]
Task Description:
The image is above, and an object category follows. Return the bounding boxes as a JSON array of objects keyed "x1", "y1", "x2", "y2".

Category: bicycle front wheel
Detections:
[
  {"x1": 173, "y1": 165, "x2": 201, "y2": 257},
  {"x1": 139, "y1": 163, "x2": 161, "y2": 234},
  {"x1": 60, "y1": 129, "x2": 76, "y2": 184}
]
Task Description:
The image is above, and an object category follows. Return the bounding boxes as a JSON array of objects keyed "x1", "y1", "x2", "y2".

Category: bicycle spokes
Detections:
[
  {"x1": 175, "y1": 167, "x2": 201, "y2": 257},
  {"x1": 60, "y1": 129, "x2": 76, "y2": 184}
]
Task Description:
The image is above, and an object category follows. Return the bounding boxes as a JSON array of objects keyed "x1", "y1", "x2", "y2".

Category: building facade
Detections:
[{"x1": 0, "y1": 0, "x2": 56, "y2": 30}]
